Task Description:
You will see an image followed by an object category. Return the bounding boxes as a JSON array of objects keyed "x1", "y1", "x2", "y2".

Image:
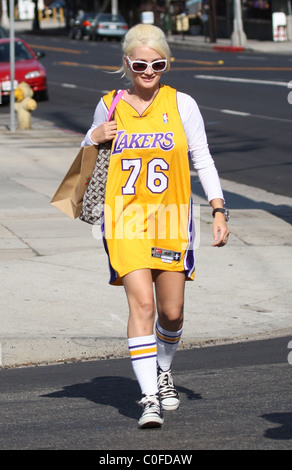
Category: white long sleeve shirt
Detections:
[{"x1": 81, "y1": 90, "x2": 224, "y2": 202}]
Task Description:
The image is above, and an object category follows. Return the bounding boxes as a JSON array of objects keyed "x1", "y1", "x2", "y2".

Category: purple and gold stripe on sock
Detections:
[
  {"x1": 129, "y1": 341, "x2": 157, "y2": 362},
  {"x1": 155, "y1": 325, "x2": 182, "y2": 345}
]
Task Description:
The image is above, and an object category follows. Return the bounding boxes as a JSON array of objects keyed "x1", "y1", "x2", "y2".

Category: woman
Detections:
[{"x1": 82, "y1": 24, "x2": 229, "y2": 429}]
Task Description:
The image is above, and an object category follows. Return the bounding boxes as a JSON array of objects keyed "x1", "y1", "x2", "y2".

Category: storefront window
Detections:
[{"x1": 243, "y1": 0, "x2": 271, "y2": 19}]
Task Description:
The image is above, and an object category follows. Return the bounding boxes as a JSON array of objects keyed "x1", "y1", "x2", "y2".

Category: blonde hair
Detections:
[{"x1": 120, "y1": 24, "x2": 172, "y2": 81}]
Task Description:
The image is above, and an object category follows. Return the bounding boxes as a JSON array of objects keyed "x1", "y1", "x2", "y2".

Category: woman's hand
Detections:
[
  {"x1": 210, "y1": 199, "x2": 229, "y2": 247},
  {"x1": 212, "y1": 213, "x2": 229, "y2": 247},
  {"x1": 91, "y1": 120, "x2": 117, "y2": 144}
]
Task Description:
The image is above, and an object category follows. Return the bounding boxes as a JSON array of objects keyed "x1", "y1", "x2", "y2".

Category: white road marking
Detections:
[
  {"x1": 221, "y1": 109, "x2": 251, "y2": 116},
  {"x1": 61, "y1": 83, "x2": 77, "y2": 88},
  {"x1": 194, "y1": 75, "x2": 289, "y2": 87},
  {"x1": 200, "y1": 105, "x2": 292, "y2": 123}
]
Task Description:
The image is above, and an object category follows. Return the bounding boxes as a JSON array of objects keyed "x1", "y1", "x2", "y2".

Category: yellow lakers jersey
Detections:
[{"x1": 102, "y1": 85, "x2": 195, "y2": 285}]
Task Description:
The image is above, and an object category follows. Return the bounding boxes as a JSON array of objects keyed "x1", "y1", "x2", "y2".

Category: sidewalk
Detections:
[
  {"x1": 168, "y1": 32, "x2": 292, "y2": 54},
  {"x1": 0, "y1": 113, "x2": 291, "y2": 368},
  {"x1": 8, "y1": 18, "x2": 292, "y2": 55}
]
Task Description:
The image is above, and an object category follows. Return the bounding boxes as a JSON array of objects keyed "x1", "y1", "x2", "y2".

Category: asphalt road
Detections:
[
  {"x1": 1, "y1": 33, "x2": 291, "y2": 197},
  {"x1": 0, "y1": 336, "x2": 291, "y2": 450},
  {"x1": 26, "y1": 33, "x2": 292, "y2": 197}
]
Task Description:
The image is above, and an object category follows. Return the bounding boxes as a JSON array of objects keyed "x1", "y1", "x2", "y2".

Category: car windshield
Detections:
[
  {"x1": 0, "y1": 41, "x2": 34, "y2": 62},
  {"x1": 98, "y1": 14, "x2": 124, "y2": 22}
]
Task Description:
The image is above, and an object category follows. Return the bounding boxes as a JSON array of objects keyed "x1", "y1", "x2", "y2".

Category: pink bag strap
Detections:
[{"x1": 107, "y1": 89, "x2": 124, "y2": 122}]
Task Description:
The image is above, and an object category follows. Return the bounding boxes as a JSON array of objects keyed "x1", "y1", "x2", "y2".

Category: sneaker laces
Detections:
[
  {"x1": 139, "y1": 394, "x2": 161, "y2": 414},
  {"x1": 157, "y1": 369, "x2": 178, "y2": 398}
]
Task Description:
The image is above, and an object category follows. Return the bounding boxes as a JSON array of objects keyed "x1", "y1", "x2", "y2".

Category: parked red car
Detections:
[{"x1": 0, "y1": 37, "x2": 48, "y2": 101}]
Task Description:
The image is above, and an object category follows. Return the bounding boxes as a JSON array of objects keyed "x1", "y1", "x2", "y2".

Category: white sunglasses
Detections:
[{"x1": 126, "y1": 56, "x2": 167, "y2": 73}]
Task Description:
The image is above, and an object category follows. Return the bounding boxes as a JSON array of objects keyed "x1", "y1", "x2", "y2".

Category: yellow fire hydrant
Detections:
[{"x1": 14, "y1": 82, "x2": 37, "y2": 130}]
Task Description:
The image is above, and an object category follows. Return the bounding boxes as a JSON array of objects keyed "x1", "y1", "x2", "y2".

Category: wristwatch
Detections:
[{"x1": 212, "y1": 208, "x2": 230, "y2": 222}]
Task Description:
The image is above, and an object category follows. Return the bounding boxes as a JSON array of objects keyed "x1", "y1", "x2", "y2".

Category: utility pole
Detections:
[
  {"x1": 9, "y1": 0, "x2": 15, "y2": 132},
  {"x1": 287, "y1": 0, "x2": 292, "y2": 41},
  {"x1": 231, "y1": 0, "x2": 246, "y2": 46},
  {"x1": 209, "y1": 0, "x2": 217, "y2": 43},
  {"x1": 111, "y1": 0, "x2": 118, "y2": 15}
]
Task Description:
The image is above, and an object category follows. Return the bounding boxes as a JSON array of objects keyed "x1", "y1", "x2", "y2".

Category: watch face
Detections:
[{"x1": 225, "y1": 209, "x2": 230, "y2": 221}]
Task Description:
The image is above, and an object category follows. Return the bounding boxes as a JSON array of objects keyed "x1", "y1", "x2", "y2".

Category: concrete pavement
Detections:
[
  {"x1": 168, "y1": 31, "x2": 292, "y2": 54},
  {"x1": 0, "y1": 113, "x2": 291, "y2": 368}
]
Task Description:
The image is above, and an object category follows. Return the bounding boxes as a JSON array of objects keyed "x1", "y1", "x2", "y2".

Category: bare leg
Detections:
[
  {"x1": 122, "y1": 269, "x2": 164, "y2": 427},
  {"x1": 122, "y1": 268, "x2": 155, "y2": 338},
  {"x1": 153, "y1": 270, "x2": 185, "y2": 411},
  {"x1": 154, "y1": 270, "x2": 185, "y2": 331}
]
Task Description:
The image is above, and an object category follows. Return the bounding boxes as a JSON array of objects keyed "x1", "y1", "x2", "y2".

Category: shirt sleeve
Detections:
[
  {"x1": 177, "y1": 91, "x2": 224, "y2": 203},
  {"x1": 81, "y1": 98, "x2": 108, "y2": 147}
]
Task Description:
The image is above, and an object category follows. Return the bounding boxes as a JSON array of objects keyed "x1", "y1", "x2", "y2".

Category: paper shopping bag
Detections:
[{"x1": 50, "y1": 145, "x2": 98, "y2": 219}]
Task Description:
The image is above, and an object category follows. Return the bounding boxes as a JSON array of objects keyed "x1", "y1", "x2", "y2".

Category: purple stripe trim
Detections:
[
  {"x1": 131, "y1": 354, "x2": 157, "y2": 362},
  {"x1": 157, "y1": 337, "x2": 181, "y2": 345},
  {"x1": 155, "y1": 325, "x2": 180, "y2": 340},
  {"x1": 184, "y1": 197, "x2": 195, "y2": 277},
  {"x1": 128, "y1": 342, "x2": 157, "y2": 350},
  {"x1": 101, "y1": 218, "x2": 118, "y2": 284}
]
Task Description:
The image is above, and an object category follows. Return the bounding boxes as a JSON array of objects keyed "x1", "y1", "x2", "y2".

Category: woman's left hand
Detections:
[{"x1": 212, "y1": 214, "x2": 230, "y2": 247}]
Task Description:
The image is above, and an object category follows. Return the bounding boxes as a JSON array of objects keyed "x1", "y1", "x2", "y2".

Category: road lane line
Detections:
[
  {"x1": 56, "y1": 61, "x2": 118, "y2": 70},
  {"x1": 47, "y1": 81, "x2": 292, "y2": 124},
  {"x1": 172, "y1": 58, "x2": 222, "y2": 66},
  {"x1": 54, "y1": 61, "x2": 292, "y2": 73},
  {"x1": 195, "y1": 75, "x2": 289, "y2": 87},
  {"x1": 28, "y1": 44, "x2": 86, "y2": 54},
  {"x1": 62, "y1": 83, "x2": 77, "y2": 88},
  {"x1": 200, "y1": 104, "x2": 292, "y2": 123},
  {"x1": 48, "y1": 81, "x2": 103, "y2": 93},
  {"x1": 221, "y1": 109, "x2": 251, "y2": 116}
]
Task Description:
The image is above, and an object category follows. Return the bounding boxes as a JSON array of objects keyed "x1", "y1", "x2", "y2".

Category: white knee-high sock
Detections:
[
  {"x1": 156, "y1": 320, "x2": 183, "y2": 371},
  {"x1": 128, "y1": 334, "x2": 158, "y2": 396}
]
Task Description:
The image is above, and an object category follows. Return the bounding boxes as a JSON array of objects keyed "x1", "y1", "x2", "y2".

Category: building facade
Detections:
[{"x1": 4, "y1": 0, "x2": 291, "y2": 41}]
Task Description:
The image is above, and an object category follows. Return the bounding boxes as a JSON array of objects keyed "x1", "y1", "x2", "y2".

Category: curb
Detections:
[{"x1": 212, "y1": 45, "x2": 245, "y2": 52}]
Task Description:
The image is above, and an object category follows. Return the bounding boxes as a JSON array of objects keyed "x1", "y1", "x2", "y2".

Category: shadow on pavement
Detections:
[
  {"x1": 261, "y1": 412, "x2": 292, "y2": 440},
  {"x1": 41, "y1": 375, "x2": 201, "y2": 421},
  {"x1": 191, "y1": 176, "x2": 292, "y2": 225}
]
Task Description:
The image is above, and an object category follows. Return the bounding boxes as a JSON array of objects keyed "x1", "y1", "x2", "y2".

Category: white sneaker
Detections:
[
  {"x1": 157, "y1": 366, "x2": 180, "y2": 411},
  {"x1": 138, "y1": 394, "x2": 164, "y2": 429}
]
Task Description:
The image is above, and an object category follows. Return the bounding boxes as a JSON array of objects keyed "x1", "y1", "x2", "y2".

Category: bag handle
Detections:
[{"x1": 107, "y1": 89, "x2": 124, "y2": 122}]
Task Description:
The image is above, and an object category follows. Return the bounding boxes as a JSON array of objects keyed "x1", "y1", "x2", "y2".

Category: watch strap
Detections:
[{"x1": 212, "y1": 208, "x2": 225, "y2": 218}]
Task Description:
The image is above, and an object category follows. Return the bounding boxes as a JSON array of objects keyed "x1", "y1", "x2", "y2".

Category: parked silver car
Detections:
[{"x1": 89, "y1": 13, "x2": 128, "y2": 41}]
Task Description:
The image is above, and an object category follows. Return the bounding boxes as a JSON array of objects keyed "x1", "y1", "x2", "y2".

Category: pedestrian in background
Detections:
[{"x1": 82, "y1": 23, "x2": 229, "y2": 428}]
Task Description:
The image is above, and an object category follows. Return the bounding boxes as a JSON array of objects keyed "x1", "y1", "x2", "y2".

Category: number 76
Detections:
[{"x1": 121, "y1": 158, "x2": 169, "y2": 195}]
